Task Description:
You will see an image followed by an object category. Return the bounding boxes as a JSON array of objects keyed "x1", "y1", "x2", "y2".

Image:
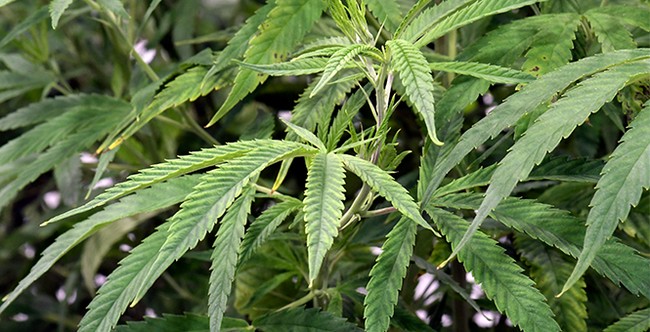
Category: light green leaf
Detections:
[
  {"x1": 96, "y1": 0, "x2": 128, "y2": 18},
  {"x1": 208, "y1": 186, "x2": 256, "y2": 331},
  {"x1": 428, "y1": 208, "x2": 560, "y2": 332},
  {"x1": 387, "y1": 39, "x2": 442, "y2": 145},
  {"x1": 304, "y1": 153, "x2": 346, "y2": 284},
  {"x1": 238, "y1": 198, "x2": 302, "y2": 266},
  {"x1": 399, "y1": 0, "x2": 474, "y2": 42},
  {"x1": 338, "y1": 154, "x2": 435, "y2": 233},
  {"x1": 0, "y1": 176, "x2": 200, "y2": 314},
  {"x1": 448, "y1": 58, "x2": 650, "y2": 272},
  {"x1": 516, "y1": 237, "x2": 587, "y2": 332},
  {"x1": 254, "y1": 307, "x2": 361, "y2": 332},
  {"x1": 237, "y1": 57, "x2": 328, "y2": 76},
  {"x1": 131, "y1": 142, "x2": 316, "y2": 304},
  {"x1": 311, "y1": 44, "x2": 380, "y2": 97},
  {"x1": 364, "y1": 217, "x2": 417, "y2": 332},
  {"x1": 283, "y1": 120, "x2": 327, "y2": 151},
  {"x1": 366, "y1": 0, "x2": 402, "y2": 33},
  {"x1": 209, "y1": 0, "x2": 325, "y2": 126},
  {"x1": 603, "y1": 308, "x2": 650, "y2": 332},
  {"x1": 563, "y1": 100, "x2": 650, "y2": 295},
  {"x1": 414, "y1": 0, "x2": 542, "y2": 48},
  {"x1": 429, "y1": 61, "x2": 535, "y2": 84},
  {"x1": 420, "y1": 48, "x2": 650, "y2": 212},
  {"x1": 50, "y1": 0, "x2": 74, "y2": 28}
]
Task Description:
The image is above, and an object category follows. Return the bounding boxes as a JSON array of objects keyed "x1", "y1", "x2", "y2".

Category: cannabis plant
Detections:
[{"x1": 0, "y1": 0, "x2": 649, "y2": 331}]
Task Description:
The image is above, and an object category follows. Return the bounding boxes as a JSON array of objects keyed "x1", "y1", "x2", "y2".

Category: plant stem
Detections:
[
  {"x1": 360, "y1": 206, "x2": 397, "y2": 218},
  {"x1": 279, "y1": 291, "x2": 315, "y2": 311}
]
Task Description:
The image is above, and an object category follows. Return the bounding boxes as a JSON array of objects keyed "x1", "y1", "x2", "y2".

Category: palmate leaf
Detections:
[
  {"x1": 522, "y1": 13, "x2": 581, "y2": 76},
  {"x1": 363, "y1": 217, "x2": 417, "y2": 332},
  {"x1": 419, "y1": 48, "x2": 650, "y2": 211},
  {"x1": 563, "y1": 100, "x2": 650, "y2": 295},
  {"x1": 237, "y1": 57, "x2": 328, "y2": 76},
  {"x1": 304, "y1": 152, "x2": 346, "y2": 284},
  {"x1": 209, "y1": 185, "x2": 255, "y2": 331},
  {"x1": 428, "y1": 208, "x2": 560, "y2": 332},
  {"x1": 43, "y1": 140, "x2": 267, "y2": 225},
  {"x1": 414, "y1": 0, "x2": 543, "y2": 48},
  {"x1": 449, "y1": 59, "x2": 650, "y2": 272},
  {"x1": 50, "y1": 0, "x2": 73, "y2": 28},
  {"x1": 338, "y1": 154, "x2": 435, "y2": 233},
  {"x1": 431, "y1": 193, "x2": 650, "y2": 298},
  {"x1": 365, "y1": 0, "x2": 402, "y2": 33},
  {"x1": 387, "y1": 39, "x2": 442, "y2": 145},
  {"x1": 311, "y1": 44, "x2": 380, "y2": 97},
  {"x1": 603, "y1": 308, "x2": 650, "y2": 332},
  {"x1": 130, "y1": 142, "x2": 316, "y2": 304},
  {"x1": 78, "y1": 142, "x2": 315, "y2": 332},
  {"x1": 0, "y1": 175, "x2": 200, "y2": 315},
  {"x1": 428, "y1": 61, "x2": 535, "y2": 84},
  {"x1": 253, "y1": 307, "x2": 361, "y2": 332},
  {"x1": 238, "y1": 198, "x2": 302, "y2": 266},
  {"x1": 209, "y1": 0, "x2": 325, "y2": 126},
  {"x1": 516, "y1": 237, "x2": 587, "y2": 332}
]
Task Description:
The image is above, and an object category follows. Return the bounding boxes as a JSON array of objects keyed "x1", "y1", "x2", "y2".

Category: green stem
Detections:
[
  {"x1": 279, "y1": 291, "x2": 315, "y2": 311},
  {"x1": 360, "y1": 206, "x2": 396, "y2": 218}
]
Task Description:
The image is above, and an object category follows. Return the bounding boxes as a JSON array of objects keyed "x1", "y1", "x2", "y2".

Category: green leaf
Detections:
[
  {"x1": 283, "y1": 120, "x2": 327, "y2": 151},
  {"x1": 522, "y1": 13, "x2": 581, "y2": 76},
  {"x1": 419, "y1": 48, "x2": 650, "y2": 212},
  {"x1": 238, "y1": 198, "x2": 302, "y2": 266},
  {"x1": 0, "y1": 176, "x2": 200, "y2": 314},
  {"x1": 237, "y1": 57, "x2": 328, "y2": 76},
  {"x1": 431, "y1": 193, "x2": 650, "y2": 299},
  {"x1": 43, "y1": 140, "x2": 277, "y2": 225},
  {"x1": 399, "y1": 0, "x2": 475, "y2": 42},
  {"x1": 96, "y1": 0, "x2": 128, "y2": 18},
  {"x1": 563, "y1": 100, "x2": 650, "y2": 295},
  {"x1": 304, "y1": 153, "x2": 346, "y2": 284},
  {"x1": 365, "y1": 0, "x2": 403, "y2": 33},
  {"x1": 0, "y1": 6, "x2": 49, "y2": 48},
  {"x1": 603, "y1": 308, "x2": 650, "y2": 332},
  {"x1": 516, "y1": 237, "x2": 587, "y2": 332},
  {"x1": 587, "y1": 5, "x2": 650, "y2": 31},
  {"x1": 387, "y1": 39, "x2": 442, "y2": 145},
  {"x1": 209, "y1": 185, "x2": 255, "y2": 331},
  {"x1": 414, "y1": 0, "x2": 542, "y2": 48},
  {"x1": 254, "y1": 307, "x2": 361, "y2": 332},
  {"x1": 50, "y1": 0, "x2": 74, "y2": 28},
  {"x1": 364, "y1": 217, "x2": 417, "y2": 332},
  {"x1": 428, "y1": 208, "x2": 560, "y2": 332},
  {"x1": 429, "y1": 61, "x2": 535, "y2": 84},
  {"x1": 585, "y1": 12, "x2": 636, "y2": 52},
  {"x1": 325, "y1": 85, "x2": 370, "y2": 151},
  {"x1": 311, "y1": 44, "x2": 380, "y2": 97},
  {"x1": 114, "y1": 314, "x2": 250, "y2": 332},
  {"x1": 338, "y1": 154, "x2": 435, "y2": 233},
  {"x1": 131, "y1": 142, "x2": 316, "y2": 304},
  {"x1": 209, "y1": 0, "x2": 325, "y2": 126}
]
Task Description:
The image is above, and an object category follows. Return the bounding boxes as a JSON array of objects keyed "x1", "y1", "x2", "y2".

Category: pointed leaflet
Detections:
[
  {"x1": 209, "y1": 0, "x2": 325, "y2": 126},
  {"x1": 131, "y1": 142, "x2": 316, "y2": 303},
  {"x1": 399, "y1": 0, "x2": 475, "y2": 42},
  {"x1": 445, "y1": 59, "x2": 650, "y2": 267},
  {"x1": 283, "y1": 120, "x2": 327, "y2": 151},
  {"x1": 364, "y1": 217, "x2": 417, "y2": 332},
  {"x1": 419, "y1": 48, "x2": 650, "y2": 211},
  {"x1": 584, "y1": 12, "x2": 636, "y2": 52},
  {"x1": 0, "y1": 6, "x2": 49, "y2": 48},
  {"x1": 254, "y1": 307, "x2": 361, "y2": 332},
  {"x1": 603, "y1": 308, "x2": 650, "y2": 332},
  {"x1": 238, "y1": 198, "x2": 302, "y2": 266},
  {"x1": 563, "y1": 100, "x2": 650, "y2": 295},
  {"x1": 365, "y1": 0, "x2": 402, "y2": 33},
  {"x1": 387, "y1": 39, "x2": 442, "y2": 145},
  {"x1": 304, "y1": 153, "x2": 346, "y2": 283},
  {"x1": 516, "y1": 237, "x2": 587, "y2": 332},
  {"x1": 428, "y1": 61, "x2": 534, "y2": 84},
  {"x1": 428, "y1": 208, "x2": 560, "y2": 332},
  {"x1": 114, "y1": 314, "x2": 249, "y2": 332},
  {"x1": 50, "y1": 0, "x2": 73, "y2": 28},
  {"x1": 43, "y1": 140, "x2": 269, "y2": 225},
  {"x1": 0, "y1": 176, "x2": 200, "y2": 314},
  {"x1": 337, "y1": 154, "x2": 435, "y2": 233},
  {"x1": 522, "y1": 13, "x2": 581, "y2": 76},
  {"x1": 310, "y1": 44, "x2": 381, "y2": 97},
  {"x1": 414, "y1": 0, "x2": 542, "y2": 48},
  {"x1": 208, "y1": 186, "x2": 255, "y2": 331},
  {"x1": 237, "y1": 57, "x2": 328, "y2": 76},
  {"x1": 431, "y1": 193, "x2": 650, "y2": 299}
]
